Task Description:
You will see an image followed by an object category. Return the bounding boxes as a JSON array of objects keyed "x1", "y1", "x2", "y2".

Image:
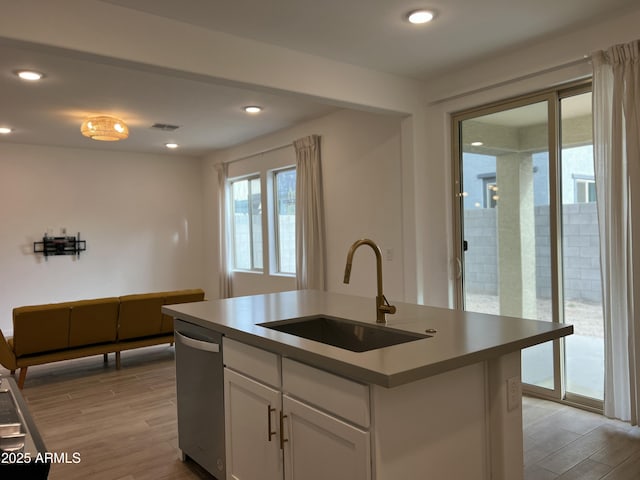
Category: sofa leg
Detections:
[
  {"x1": 18, "y1": 367, "x2": 28, "y2": 389},
  {"x1": 115, "y1": 352, "x2": 121, "y2": 370},
  {"x1": 103, "y1": 353, "x2": 108, "y2": 364}
]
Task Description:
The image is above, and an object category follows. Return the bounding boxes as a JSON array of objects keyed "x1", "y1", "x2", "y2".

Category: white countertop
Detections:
[{"x1": 163, "y1": 289, "x2": 572, "y2": 387}]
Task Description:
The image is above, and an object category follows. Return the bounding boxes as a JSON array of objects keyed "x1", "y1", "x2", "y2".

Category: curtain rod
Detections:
[
  {"x1": 428, "y1": 55, "x2": 592, "y2": 106},
  {"x1": 222, "y1": 142, "x2": 293, "y2": 165}
]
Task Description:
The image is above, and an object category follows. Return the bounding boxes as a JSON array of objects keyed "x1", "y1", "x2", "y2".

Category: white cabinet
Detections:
[
  {"x1": 282, "y1": 395, "x2": 370, "y2": 480},
  {"x1": 224, "y1": 368, "x2": 282, "y2": 480},
  {"x1": 223, "y1": 338, "x2": 371, "y2": 480},
  {"x1": 222, "y1": 337, "x2": 505, "y2": 480}
]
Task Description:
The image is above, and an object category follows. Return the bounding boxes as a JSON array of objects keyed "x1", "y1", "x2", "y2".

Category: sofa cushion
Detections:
[
  {"x1": 69, "y1": 298, "x2": 119, "y2": 347},
  {"x1": 118, "y1": 293, "x2": 164, "y2": 340},
  {"x1": 160, "y1": 289, "x2": 205, "y2": 334},
  {"x1": 15, "y1": 342, "x2": 118, "y2": 368},
  {"x1": 13, "y1": 303, "x2": 71, "y2": 357}
]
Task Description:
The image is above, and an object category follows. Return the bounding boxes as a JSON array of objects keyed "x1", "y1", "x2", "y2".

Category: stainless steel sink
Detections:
[{"x1": 259, "y1": 316, "x2": 430, "y2": 352}]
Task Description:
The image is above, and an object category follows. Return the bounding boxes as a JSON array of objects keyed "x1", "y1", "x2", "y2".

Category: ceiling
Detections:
[
  {"x1": 102, "y1": 0, "x2": 638, "y2": 80},
  {"x1": 1, "y1": 0, "x2": 637, "y2": 157},
  {"x1": 0, "y1": 40, "x2": 338, "y2": 157}
]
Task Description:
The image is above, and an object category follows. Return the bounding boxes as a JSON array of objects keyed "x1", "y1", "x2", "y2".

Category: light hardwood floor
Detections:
[
  {"x1": 2, "y1": 346, "x2": 639, "y2": 479},
  {"x1": 1, "y1": 346, "x2": 213, "y2": 480},
  {"x1": 524, "y1": 396, "x2": 640, "y2": 480}
]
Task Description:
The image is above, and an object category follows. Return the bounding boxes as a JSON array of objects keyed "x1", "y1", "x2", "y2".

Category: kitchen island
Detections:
[{"x1": 164, "y1": 289, "x2": 572, "y2": 480}]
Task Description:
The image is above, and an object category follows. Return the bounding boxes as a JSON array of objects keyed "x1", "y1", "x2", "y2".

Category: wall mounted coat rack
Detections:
[{"x1": 33, "y1": 232, "x2": 86, "y2": 260}]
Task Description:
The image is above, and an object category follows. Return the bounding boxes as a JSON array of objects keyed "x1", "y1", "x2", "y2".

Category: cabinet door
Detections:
[
  {"x1": 282, "y1": 395, "x2": 371, "y2": 480},
  {"x1": 224, "y1": 368, "x2": 282, "y2": 480}
]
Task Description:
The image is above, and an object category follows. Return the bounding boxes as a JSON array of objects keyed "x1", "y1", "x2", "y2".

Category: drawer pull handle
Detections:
[
  {"x1": 267, "y1": 405, "x2": 276, "y2": 442},
  {"x1": 175, "y1": 331, "x2": 219, "y2": 353},
  {"x1": 279, "y1": 411, "x2": 288, "y2": 450}
]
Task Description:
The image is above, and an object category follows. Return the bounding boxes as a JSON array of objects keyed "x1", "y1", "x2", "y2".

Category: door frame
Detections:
[{"x1": 450, "y1": 80, "x2": 596, "y2": 407}]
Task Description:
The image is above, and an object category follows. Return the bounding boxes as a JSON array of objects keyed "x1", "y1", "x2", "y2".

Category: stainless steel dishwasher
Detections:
[{"x1": 174, "y1": 319, "x2": 225, "y2": 478}]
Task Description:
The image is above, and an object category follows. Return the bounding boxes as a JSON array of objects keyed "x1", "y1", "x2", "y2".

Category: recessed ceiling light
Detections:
[
  {"x1": 407, "y1": 9, "x2": 435, "y2": 24},
  {"x1": 15, "y1": 70, "x2": 45, "y2": 81},
  {"x1": 471, "y1": 141, "x2": 484, "y2": 146},
  {"x1": 0, "y1": 127, "x2": 12, "y2": 134},
  {"x1": 243, "y1": 106, "x2": 263, "y2": 114},
  {"x1": 165, "y1": 143, "x2": 179, "y2": 149}
]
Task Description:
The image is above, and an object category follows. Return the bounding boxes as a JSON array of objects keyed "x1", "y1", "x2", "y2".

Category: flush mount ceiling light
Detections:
[
  {"x1": 165, "y1": 143, "x2": 179, "y2": 149},
  {"x1": 471, "y1": 141, "x2": 484, "y2": 146},
  {"x1": 80, "y1": 115, "x2": 129, "y2": 141},
  {"x1": 15, "y1": 70, "x2": 45, "y2": 81},
  {"x1": 243, "y1": 105, "x2": 263, "y2": 114},
  {"x1": 406, "y1": 9, "x2": 435, "y2": 24},
  {"x1": 0, "y1": 127, "x2": 12, "y2": 134}
]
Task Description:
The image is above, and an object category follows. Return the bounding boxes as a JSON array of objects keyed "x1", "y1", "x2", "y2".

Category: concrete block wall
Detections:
[
  {"x1": 561, "y1": 203, "x2": 602, "y2": 303},
  {"x1": 463, "y1": 203, "x2": 601, "y2": 303},
  {"x1": 463, "y1": 208, "x2": 498, "y2": 295}
]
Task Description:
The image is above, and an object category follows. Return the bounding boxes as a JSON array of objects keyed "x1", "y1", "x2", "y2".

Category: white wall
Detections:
[
  {"x1": 203, "y1": 108, "x2": 405, "y2": 303},
  {"x1": 0, "y1": 1, "x2": 427, "y2": 307},
  {"x1": 0, "y1": 143, "x2": 205, "y2": 335}
]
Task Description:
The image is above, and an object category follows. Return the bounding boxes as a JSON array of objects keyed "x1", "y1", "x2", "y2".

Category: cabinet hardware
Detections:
[
  {"x1": 267, "y1": 405, "x2": 276, "y2": 441},
  {"x1": 175, "y1": 331, "x2": 220, "y2": 353},
  {"x1": 279, "y1": 411, "x2": 288, "y2": 449}
]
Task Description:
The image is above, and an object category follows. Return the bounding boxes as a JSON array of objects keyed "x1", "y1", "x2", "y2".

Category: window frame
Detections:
[
  {"x1": 272, "y1": 166, "x2": 297, "y2": 276},
  {"x1": 225, "y1": 145, "x2": 298, "y2": 284},
  {"x1": 229, "y1": 173, "x2": 263, "y2": 272},
  {"x1": 574, "y1": 176, "x2": 596, "y2": 203},
  {"x1": 481, "y1": 176, "x2": 498, "y2": 208}
]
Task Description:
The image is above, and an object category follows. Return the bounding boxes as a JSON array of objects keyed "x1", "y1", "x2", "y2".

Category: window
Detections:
[
  {"x1": 274, "y1": 168, "x2": 296, "y2": 274},
  {"x1": 228, "y1": 157, "x2": 297, "y2": 277},
  {"x1": 231, "y1": 176, "x2": 263, "y2": 270},
  {"x1": 575, "y1": 177, "x2": 596, "y2": 203},
  {"x1": 481, "y1": 176, "x2": 498, "y2": 208}
]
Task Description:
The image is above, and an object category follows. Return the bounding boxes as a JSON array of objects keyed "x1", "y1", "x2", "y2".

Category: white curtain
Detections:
[
  {"x1": 593, "y1": 40, "x2": 640, "y2": 424},
  {"x1": 293, "y1": 135, "x2": 326, "y2": 290},
  {"x1": 215, "y1": 162, "x2": 232, "y2": 298}
]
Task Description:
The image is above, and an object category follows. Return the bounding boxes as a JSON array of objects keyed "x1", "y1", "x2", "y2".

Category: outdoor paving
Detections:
[{"x1": 466, "y1": 293, "x2": 604, "y2": 400}]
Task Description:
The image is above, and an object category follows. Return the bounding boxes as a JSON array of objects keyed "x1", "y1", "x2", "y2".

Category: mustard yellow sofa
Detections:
[{"x1": 0, "y1": 289, "x2": 204, "y2": 388}]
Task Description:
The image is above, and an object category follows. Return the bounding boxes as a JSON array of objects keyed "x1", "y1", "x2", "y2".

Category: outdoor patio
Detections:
[{"x1": 466, "y1": 293, "x2": 604, "y2": 400}]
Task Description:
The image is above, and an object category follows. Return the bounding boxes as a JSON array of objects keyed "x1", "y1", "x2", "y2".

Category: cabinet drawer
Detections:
[
  {"x1": 223, "y1": 337, "x2": 280, "y2": 388},
  {"x1": 282, "y1": 358, "x2": 370, "y2": 428}
]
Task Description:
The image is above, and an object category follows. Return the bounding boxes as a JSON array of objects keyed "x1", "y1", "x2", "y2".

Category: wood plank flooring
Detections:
[
  {"x1": 0, "y1": 346, "x2": 213, "y2": 480},
  {"x1": 2, "y1": 346, "x2": 639, "y2": 479},
  {"x1": 524, "y1": 396, "x2": 640, "y2": 479}
]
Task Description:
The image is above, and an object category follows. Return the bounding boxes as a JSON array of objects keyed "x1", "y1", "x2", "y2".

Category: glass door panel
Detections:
[
  {"x1": 560, "y1": 92, "x2": 604, "y2": 401},
  {"x1": 460, "y1": 100, "x2": 555, "y2": 391}
]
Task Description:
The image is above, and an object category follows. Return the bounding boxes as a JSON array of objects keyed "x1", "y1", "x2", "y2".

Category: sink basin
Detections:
[{"x1": 259, "y1": 316, "x2": 430, "y2": 352}]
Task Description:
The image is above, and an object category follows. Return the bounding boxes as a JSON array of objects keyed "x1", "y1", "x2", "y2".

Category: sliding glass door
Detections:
[
  {"x1": 559, "y1": 91, "x2": 604, "y2": 403},
  {"x1": 453, "y1": 83, "x2": 604, "y2": 407}
]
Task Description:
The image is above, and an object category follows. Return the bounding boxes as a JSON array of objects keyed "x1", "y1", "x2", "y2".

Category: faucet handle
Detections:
[
  {"x1": 380, "y1": 304, "x2": 396, "y2": 315},
  {"x1": 380, "y1": 295, "x2": 396, "y2": 314}
]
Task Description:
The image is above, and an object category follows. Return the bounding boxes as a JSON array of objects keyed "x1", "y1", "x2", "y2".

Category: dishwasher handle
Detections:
[{"x1": 175, "y1": 330, "x2": 220, "y2": 353}]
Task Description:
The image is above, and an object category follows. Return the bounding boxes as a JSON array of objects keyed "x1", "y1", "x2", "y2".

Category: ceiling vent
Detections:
[{"x1": 151, "y1": 123, "x2": 180, "y2": 131}]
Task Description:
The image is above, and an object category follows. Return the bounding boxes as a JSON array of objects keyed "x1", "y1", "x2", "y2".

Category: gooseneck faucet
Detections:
[{"x1": 343, "y1": 238, "x2": 397, "y2": 323}]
